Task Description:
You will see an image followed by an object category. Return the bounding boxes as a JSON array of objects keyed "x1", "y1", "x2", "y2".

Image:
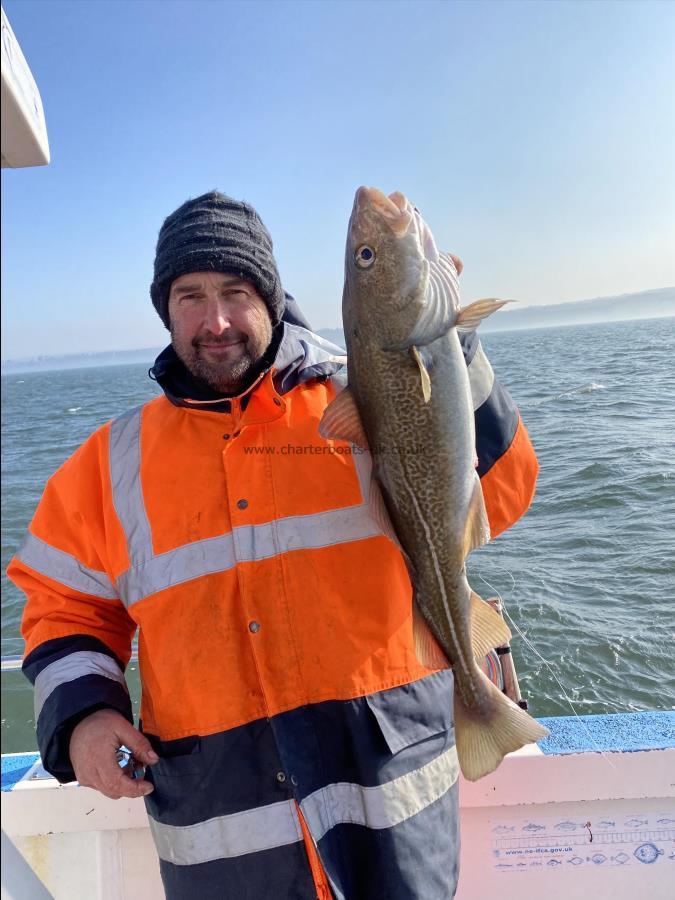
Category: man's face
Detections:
[{"x1": 168, "y1": 272, "x2": 273, "y2": 394}]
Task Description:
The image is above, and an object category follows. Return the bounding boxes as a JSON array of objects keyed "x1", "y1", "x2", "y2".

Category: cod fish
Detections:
[{"x1": 320, "y1": 186, "x2": 548, "y2": 780}]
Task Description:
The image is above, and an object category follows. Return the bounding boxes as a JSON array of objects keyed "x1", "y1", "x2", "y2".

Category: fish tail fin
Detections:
[{"x1": 454, "y1": 671, "x2": 549, "y2": 781}]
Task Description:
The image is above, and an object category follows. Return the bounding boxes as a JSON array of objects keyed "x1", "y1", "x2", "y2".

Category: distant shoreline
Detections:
[
  {"x1": 2, "y1": 312, "x2": 673, "y2": 376},
  {"x1": 3, "y1": 286, "x2": 673, "y2": 374}
]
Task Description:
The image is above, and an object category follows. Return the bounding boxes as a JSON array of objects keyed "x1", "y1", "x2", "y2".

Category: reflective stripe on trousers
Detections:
[{"x1": 147, "y1": 745, "x2": 459, "y2": 866}]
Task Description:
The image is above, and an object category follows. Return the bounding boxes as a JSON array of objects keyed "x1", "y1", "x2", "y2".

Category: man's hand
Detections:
[{"x1": 69, "y1": 708, "x2": 159, "y2": 799}]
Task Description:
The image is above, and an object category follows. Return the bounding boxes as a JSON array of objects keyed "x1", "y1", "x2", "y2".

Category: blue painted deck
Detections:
[
  {"x1": 537, "y1": 710, "x2": 675, "y2": 755},
  {"x1": 2, "y1": 711, "x2": 674, "y2": 792},
  {"x1": 1, "y1": 753, "x2": 40, "y2": 792}
]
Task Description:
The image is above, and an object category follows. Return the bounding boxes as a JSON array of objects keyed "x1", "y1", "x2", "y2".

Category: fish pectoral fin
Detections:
[
  {"x1": 456, "y1": 298, "x2": 512, "y2": 332},
  {"x1": 410, "y1": 346, "x2": 432, "y2": 403},
  {"x1": 412, "y1": 604, "x2": 451, "y2": 670},
  {"x1": 470, "y1": 591, "x2": 511, "y2": 659},
  {"x1": 318, "y1": 386, "x2": 369, "y2": 449},
  {"x1": 463, "y1": 472, "x2": 491, "y2": 557}
]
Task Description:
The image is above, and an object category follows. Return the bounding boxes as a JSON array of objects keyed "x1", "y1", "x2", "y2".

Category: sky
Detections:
[{"x1": 1, "y1": 0, "x2": 674, "y2": 359}]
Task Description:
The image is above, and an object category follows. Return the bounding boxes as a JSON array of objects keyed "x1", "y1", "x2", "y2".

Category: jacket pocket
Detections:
[
  {"x1": 364, "y1": 670, "x2": 454, "y2": 756},
  {"x1": 146, "y1": 733, "x2": 202, "y2": 777}
]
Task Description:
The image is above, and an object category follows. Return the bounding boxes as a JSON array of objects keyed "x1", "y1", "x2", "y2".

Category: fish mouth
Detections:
[{"x1": 354, "y1": 186, "x2": 414, "y2": 235}]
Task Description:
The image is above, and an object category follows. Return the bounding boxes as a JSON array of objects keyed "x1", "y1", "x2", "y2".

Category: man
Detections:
[{"x1": 8, "y1": 192, "x2": 539, "y2": 899}]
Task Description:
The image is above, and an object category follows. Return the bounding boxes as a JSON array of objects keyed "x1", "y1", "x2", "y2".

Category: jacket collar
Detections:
[{"x1": 150, "y1": 322, "x2": 347, "y2": 412}]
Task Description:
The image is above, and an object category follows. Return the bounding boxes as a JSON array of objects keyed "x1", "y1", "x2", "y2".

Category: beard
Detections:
[{"x1": 171, "y1": 321, "x2": 273, "y2": 395}]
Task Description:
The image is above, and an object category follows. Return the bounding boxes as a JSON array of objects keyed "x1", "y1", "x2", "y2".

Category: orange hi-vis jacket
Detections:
[{"x1": 8, "y1": 323, "x2": 538, "y2": 900}]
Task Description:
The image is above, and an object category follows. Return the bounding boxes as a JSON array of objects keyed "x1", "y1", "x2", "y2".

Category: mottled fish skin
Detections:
[
  {"x1": 335, "y1": 186, "x2": 548, "y2": 778},
  {"x1": 343, "y1": 188, "x2": 487, "y2": 713}
]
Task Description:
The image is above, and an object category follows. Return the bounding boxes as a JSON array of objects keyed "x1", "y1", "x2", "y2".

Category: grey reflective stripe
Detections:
[
  {"x1": 148, "y1": 799, "x2": 303, "y2": 866},
  {"x1": 16, "y1": 533, "x2": 118, "y2": 600},
  {"x1": 352, "y1": 446, "x2": 373, "y2": 504},
  {"x1": 109, "y1": 402, "x2": 388, "y2": 609},
  {"x1": 243, "y1": 505, "x2": 382, "y2": 557},
  {"x1": 117, "y1": 533, "x2": 236, "y2": 607},
  {"x1": 34, "y1": 651, "x2": 127, "y2": 722},
  {"x1": 301, "y1": 745, "x2": 460, "y2": 842},
  {"x1": 117, "y1": 505, "x2": 383, "y2": 608},
  {"x1": 109, "y1": 407, "x2": 153, "y2": 565},
  {"x1": 468, "y1": 342, "x2": 495, "y2": 411}
]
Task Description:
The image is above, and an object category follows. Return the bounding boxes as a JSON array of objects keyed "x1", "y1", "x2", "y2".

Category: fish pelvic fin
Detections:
[
  {"x1": 456, "y1": 298, "x2": 512, "y2": 332},
  {"x1": 318, "y1": 386, "x2": 369, "y2": 449},
  {"x1": 454, "y1": 672, "x2": 550, "y2": 781},
  {"x1": 463, "y1": 472, "x2": 491, "y2": 556},
  {"x1": 410, "y1": 346, "x2": 432, "y2": 403}
]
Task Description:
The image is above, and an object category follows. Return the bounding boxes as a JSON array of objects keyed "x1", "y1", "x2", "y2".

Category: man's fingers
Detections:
[
  {"x1": 114, "y1": 720, "x2": 159, "y2": 766},
  {"x1": 97, "y1": 762, "x2": 154, "y2": 799},
  {"x1": 112, "y1": 773, "x2": 154, "y2": 799},
  {"x1": 70, "y1": 710, "x2": 159, "y2": 801}
]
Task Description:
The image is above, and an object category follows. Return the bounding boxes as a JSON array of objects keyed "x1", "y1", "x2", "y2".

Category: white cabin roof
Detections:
[{"x1": 1, "y1": 5, "x2": 49, "y2": 168}]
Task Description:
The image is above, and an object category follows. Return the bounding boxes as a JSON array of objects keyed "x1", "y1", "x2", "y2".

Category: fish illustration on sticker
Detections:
[
  {"x1": 598, "y1": 821, "x2": 616, "y2": 828},
  {"x1": 625, "y1": 818, "x2": 648, "y2": 828},
  {"x1": 547, "y1": 859, "x2": 562, "y2": 867},
  {"x1": 612, "y1": 853, "x2": 630, "y2": 865},
  {"x1": 556, "y1": 821, "x2": 580, "y2": 831},
  {"x1": 591, "y1": 854, "x2": 607, "y2": 865},
  {"x1": 492, "y1": 825, "x2": 515, "y2": 834},
  {"x1": 568, "y1": 857, "x2": 584, "y2": 866},
  {"x1": 634, "y1": 844, "x2": 663, "y2": 864},
  {"x1": 522, "y1": 823, "x2": 546, "y2": 832}
]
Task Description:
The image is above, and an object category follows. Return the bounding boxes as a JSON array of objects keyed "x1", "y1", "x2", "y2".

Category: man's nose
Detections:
[{"x1": 203, "y1": 299, "x2": 232, "y2": 334}]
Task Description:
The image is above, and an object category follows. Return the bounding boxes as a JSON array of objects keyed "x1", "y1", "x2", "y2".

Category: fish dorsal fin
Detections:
[
  {"x1": 403, "y1": 252, "x2": 462, "y2": 347},
  {"x1": 463, "y1": 472, "x2": 491, "y2": 557},
  {"x1": 456, "y1": 298, "x2": 511, "y2": 332},
  {"x1": 370, "y1": 479, "x2": 402, "y2": 547},
  {"x1": 365, "y1": 466, "x2": 402, "y2": 547},
  {"x1": 410, "y1": 346, "x2": 432, "y2": 403},
  {"x1": 470, "y1": 591, "x2": 511, "y2": 660},
  {"x1": 412, "y1": 605, "x2": 450, "y2": 669},
  {"x1": 318, "y1": 386, "x2": 369, "y2": 449}
]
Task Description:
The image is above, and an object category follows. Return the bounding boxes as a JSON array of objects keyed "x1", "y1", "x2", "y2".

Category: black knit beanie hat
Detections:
[{"x1": 150, "y1": 191, "x2": 286, "y2": 329}]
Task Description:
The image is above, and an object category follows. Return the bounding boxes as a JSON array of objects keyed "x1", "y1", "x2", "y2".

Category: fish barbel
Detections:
[{"x1": 320, "y1": 186, "x2": 548, "y2": 780}]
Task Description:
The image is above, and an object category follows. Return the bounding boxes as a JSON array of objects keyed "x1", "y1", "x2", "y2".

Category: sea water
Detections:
[{"x1": 2, "y1": 317, "x2": 674, "y2": 752}]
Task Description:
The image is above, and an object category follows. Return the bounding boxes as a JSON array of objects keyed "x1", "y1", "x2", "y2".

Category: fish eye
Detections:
[{"x1": 355, "y1": 245, "x2": 375, "y2": 268}]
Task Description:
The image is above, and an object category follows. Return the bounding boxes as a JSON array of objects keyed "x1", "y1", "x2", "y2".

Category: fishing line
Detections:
[{"x1": 473, "y1": 569, "x2": 618, "y2": 772}]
